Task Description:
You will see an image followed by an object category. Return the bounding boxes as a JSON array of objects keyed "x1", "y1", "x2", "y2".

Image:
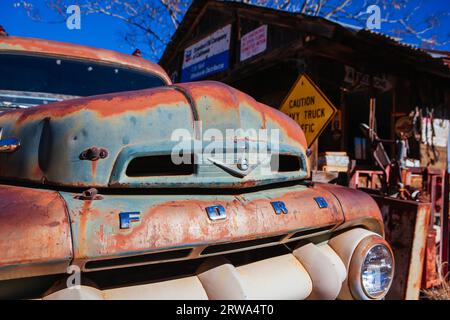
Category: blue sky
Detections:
[
  {"x1": 0, "y1": 0, "x2": 449, "y2": 63},
  {"x1": 0, "y1": 0, "x2": 133, "y2": 54}
]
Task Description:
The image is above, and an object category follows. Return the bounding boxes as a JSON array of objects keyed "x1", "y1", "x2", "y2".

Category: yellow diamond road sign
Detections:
[{"x1": 280, "y1": 74, "x2": 337, "y2": 147}]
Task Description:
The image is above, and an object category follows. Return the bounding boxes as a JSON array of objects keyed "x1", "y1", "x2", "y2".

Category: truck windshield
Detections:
[{"x1": 0, "y1": 53, "x2": 167, "y2": 108}]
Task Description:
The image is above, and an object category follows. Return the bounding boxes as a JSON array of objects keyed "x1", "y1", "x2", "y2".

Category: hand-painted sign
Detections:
[
  {"x1": 240, "y1": 25, "x2": 267, "y2": 61},
  {"x1": 280, "y1": 74, "x2": 337, "y2": 147},
  {"x1": 344, "y1": 65, "x2": 393, "y2": 91},
  {"x1": 181, "y1": 24, "x2": 231, "y2": 82}
]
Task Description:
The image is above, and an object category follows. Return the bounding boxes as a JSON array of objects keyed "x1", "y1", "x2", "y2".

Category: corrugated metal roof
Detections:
[{"x1": 426, "y1": 49, "x2": 450, "y2": 67}]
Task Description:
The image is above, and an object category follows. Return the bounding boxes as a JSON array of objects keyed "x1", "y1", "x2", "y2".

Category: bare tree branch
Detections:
[
  {"x1": 13, "y1": 0, "x2": 450, "y2": 59},
  {"x1": 324, "y1": 0, "x2": 351, "y2": 19}
]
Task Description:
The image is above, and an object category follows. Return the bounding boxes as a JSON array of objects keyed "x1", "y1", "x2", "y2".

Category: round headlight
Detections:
[
  {"x1": 361, "y1": 244, "x2": 394, "y2": 299},
  {"x1": 348, "y1": 235, "x2": 395, "y2": 300}
]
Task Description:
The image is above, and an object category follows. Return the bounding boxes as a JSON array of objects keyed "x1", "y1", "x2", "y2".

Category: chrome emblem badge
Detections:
[
  {"x1": 271, "y1": 201, "x2": 288, "y2": 215},
  {"x1": 237, "y1": 158, "x2": 249, "y2": 171},
  {"x1": 119, "y1": 212, "x2": 141, "y2": 229},
  {"x1": 207, "y1": 157, "x2": 259, "y2": 178},
  {"x1": 314, "y1": 197, "x2": 328, "y2": 209},
  {"x1": 206, "y1": 205, "x2": 227, "y2": 221}
]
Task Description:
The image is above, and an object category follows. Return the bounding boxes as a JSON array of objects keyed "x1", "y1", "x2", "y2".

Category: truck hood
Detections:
[
  {"x1": 0, "y1": 81, "x2": 308, "y2": 189},
  {"x1": 0, "y1": 182, "x2": 384, "y2": 283}
]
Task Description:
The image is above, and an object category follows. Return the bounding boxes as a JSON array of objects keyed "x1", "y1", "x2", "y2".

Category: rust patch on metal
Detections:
[
  {"x1": 316, "y1": 183, "x2": 384, "y2": 235},
  {"x1": 4, "y1": 87, "x2": 187, "y2": 124},
  {"x1": 177, "y1": 81, "x2": 307, "y2": 150},
  {"x1": 421, "y1": 228, "x2": 441, "y2": 289},
  {"x1": 67, "y1": 186, "x2": 347, "y2": 264},
  {"x1": 0, "y1": 185, "x2": 72, "y2": 280},
  {"x1": 78, "y1": 200, "x2": 93, "y2": 260},
  {"x1": 91, "y1": 161, "x2": 97, "y2": 183}
]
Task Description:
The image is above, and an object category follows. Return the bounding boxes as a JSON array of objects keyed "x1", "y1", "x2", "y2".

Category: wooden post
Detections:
[
  {"x1": 369, "y1": 97, "x2": 376, "y2": 141},
  {"x1": 442, "y1": 133, "x2": 450, "y2": 280},
  {"x1": 310, "y1": 140, "x2": 319, "y2": 171},
  {"x1": 442, "y1": 170, "x2": 449, "y2": 280}
]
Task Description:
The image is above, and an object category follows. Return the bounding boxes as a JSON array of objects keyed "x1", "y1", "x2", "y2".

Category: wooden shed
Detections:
[{"x1": 160, "y1": 0, "x2": 450, "y2": 169}]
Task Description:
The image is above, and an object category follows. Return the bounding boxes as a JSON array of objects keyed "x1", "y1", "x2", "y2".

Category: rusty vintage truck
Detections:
[{"x1": 0, "y1": 35, "x2": 394, "y2": 300}]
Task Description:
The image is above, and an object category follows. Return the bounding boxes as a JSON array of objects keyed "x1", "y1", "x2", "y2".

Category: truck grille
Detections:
[
  {"x1": 83, "y1": 224, "x2": 336, "y2": 271},
  {"x1": 126, "y1": 154, "x2": 196, "y2": 177}
]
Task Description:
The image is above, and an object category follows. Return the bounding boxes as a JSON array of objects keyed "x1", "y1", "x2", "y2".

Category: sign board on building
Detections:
[
  {"x1": 280, "y1": 74, "x2": 337, "y2": 147},
  {"x1": 344, "y1": 65, "x2": 393, "y2": 92},
  {"x1": 240, "y1": 25, "x2": 267, "y2": 61},
  {"x1": 181, "y1": 24, "x2": 231, "y2": 82}
]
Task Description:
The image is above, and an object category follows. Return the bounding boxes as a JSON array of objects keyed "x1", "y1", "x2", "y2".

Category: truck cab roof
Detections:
[{"x1": 0, "y1": 36, "x2": 171, "y2": 108}]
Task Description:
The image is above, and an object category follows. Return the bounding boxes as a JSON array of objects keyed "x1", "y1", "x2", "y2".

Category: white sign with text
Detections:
[
  {"x1": 182, "y1": 24, "x2": 231, "y2": 69},
  {"x1": 240, "y1": 25, "x2": 268, "y2": 61}
]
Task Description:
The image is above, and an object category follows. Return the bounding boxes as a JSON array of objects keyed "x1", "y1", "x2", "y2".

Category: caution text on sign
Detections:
[{"x1": 280, "y1": 74, "x2": 337, "y2": 147}]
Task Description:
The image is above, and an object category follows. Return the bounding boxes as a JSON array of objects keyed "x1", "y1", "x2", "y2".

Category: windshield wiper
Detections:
[
  {"x1": 0, "y1": 101, "x2": 24, "y2": 109},
  {"x1": 0, "y1": 90, "x2": 79, "y2": 108}
]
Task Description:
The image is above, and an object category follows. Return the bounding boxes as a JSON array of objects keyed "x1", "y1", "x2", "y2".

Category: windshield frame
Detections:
[{"x1": 0, "y1": 51, "x2": 170, "y2": 102}]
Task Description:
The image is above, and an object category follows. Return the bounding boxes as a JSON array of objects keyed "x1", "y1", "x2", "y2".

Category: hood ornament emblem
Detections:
[
  {"x1": 237, "y1": 158, "x2": 249, "y2": 171},
  {"x1": 206, "y1": 136, "x2": 272, "y2": 177},
  {"x1": 207, "y1": 157, "x2": 260, "y2": 178}
]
